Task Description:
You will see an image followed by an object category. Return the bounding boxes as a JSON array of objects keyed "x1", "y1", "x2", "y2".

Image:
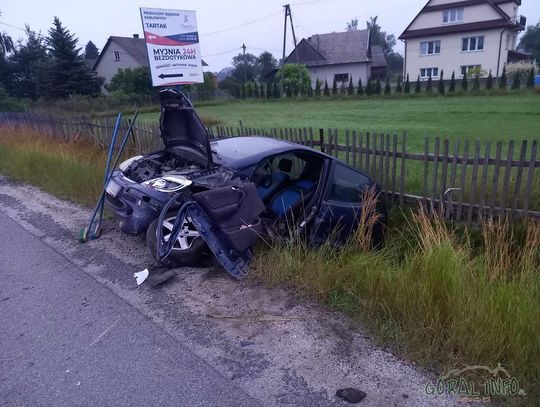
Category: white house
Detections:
[
  {"x1": 399, "y1": 0, "x2": 527, "y2": 81},
  {"x1": 93, "y1": 35, "x2": 208, "y2": 86},
  {"x1": 284, "y1": 30, "x2": 387, "y2": 88}
]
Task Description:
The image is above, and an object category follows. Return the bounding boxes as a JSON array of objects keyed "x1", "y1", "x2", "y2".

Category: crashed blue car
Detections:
[{"x1": 105, "y1": 89, "x2": 386, "y2": 278}]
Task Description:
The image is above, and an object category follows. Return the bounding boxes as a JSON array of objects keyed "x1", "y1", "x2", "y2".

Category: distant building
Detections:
[
  {"x1": 399, "y1": 0, "x2": 527, "y2": 81},
  {"x1": 93, "y1": 35, "x2": 208, "y2": 85},
  {"x1": 283, "y1": 29, "x2": 387, "y2": 88}
]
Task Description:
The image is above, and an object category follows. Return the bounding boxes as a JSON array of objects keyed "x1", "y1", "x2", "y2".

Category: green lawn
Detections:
[{"x1": 140, "y1": 94, "x2": 540, "y2": 151}]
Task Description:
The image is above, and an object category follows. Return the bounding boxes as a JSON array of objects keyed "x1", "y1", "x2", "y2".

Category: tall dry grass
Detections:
[
  {"x1": 0, "y1": 126, "x2": 105, "y2": 206},
  {"x1": 252, "y1": 201, "x2": 540, "y2": 401}
]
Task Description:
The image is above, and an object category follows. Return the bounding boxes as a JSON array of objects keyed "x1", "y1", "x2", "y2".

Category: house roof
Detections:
[
  {"x1": 285, "y1": 29, "x2": 372, "y2": 67},
  {"x1": 399, "y1": 0, "x2": 521, "y2": 40},
  {"x1": 92, "y1": 36, "x2": 208, "y2": 70}
]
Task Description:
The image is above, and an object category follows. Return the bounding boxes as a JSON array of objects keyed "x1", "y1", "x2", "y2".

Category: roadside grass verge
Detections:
[
  {"x1": 1, "y1": 126, "x2": 538, "y2": 400},
  {"x1": 0, "y1": 128, "x2": 104, "y2": 206},
  {"x1": 252, "y1": 197, "x2": 540, "y2": 401}
]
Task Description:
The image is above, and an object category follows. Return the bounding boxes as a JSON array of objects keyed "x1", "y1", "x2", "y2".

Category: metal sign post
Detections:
[{"x1": 140, "y1": 7, "x2": 204, "y2": 86}]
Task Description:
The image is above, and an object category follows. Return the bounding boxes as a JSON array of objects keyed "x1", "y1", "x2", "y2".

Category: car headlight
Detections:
[
  {"x1": 142, "y1": 175, "x2": 193, "y2": 192},
  {"x1": 118, "y1": 155, "x2": 143, "y2": 172}
]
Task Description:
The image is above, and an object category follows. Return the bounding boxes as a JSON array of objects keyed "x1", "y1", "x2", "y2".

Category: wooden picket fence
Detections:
[{"x1": 2, "y1": 112, "x2": 539, "y2": 224}]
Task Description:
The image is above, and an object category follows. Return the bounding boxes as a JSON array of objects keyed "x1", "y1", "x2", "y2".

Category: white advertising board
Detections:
[{"x1": 140, "y1": 7, "x2": 204, "y2": 86}]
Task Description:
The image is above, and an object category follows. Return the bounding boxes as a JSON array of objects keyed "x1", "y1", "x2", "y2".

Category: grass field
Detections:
[{"x1": 139, "y1": 94, "x2": 540, "y2": 151}]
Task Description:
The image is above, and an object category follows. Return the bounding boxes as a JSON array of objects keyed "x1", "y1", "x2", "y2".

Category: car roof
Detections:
[{"x1": 211, "y1": 136, "x2": 323, "y2": 168}]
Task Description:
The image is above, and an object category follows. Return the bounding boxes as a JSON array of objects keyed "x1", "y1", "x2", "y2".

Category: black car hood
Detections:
[{"x1": 159, "y1": 88, "x2": 213, "y2": 169}]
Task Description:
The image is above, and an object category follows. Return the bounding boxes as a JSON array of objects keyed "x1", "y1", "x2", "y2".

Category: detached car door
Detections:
[
  {"x1": 310, "y1": 161, "x2": 375, "y2": 245},
  {"x1": 187, "y1": 183, "x2": 265, "y2": 279}
]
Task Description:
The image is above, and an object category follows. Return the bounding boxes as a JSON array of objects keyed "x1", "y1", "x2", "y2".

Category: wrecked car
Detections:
[{"x1": 105, "y1": 88, "x2": 386, "y2": 278}]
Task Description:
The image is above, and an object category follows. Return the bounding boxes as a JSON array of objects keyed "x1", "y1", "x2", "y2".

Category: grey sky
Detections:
[{"x1": 1, "y1": 0, "x2": 538, "y2": 71}]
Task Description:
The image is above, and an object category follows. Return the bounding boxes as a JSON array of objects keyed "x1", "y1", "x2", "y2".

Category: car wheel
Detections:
[{"x1": 146, "y1": 210, "x2": 206, "y2": 266}]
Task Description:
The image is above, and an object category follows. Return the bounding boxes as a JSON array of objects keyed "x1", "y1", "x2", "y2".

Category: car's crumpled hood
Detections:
[{"x1": 159, "y1": 88, "x2": 213, "y2": 169}]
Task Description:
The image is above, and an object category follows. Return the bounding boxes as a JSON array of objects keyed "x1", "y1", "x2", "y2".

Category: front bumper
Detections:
[{"x1": 105, "y1": 171, "x2": 170, "y2": 234}]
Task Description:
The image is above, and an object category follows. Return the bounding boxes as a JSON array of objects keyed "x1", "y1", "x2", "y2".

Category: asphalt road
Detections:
[{"x1": 0, "y1": 211, "x2": 259, "y2": 407}]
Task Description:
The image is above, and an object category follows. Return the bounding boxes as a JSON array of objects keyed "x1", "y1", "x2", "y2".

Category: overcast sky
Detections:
[{"x1": 1, "y1": 0, "x2": 539, "y2": 71}]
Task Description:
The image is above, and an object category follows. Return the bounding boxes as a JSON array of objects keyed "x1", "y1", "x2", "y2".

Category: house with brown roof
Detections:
[
  {"x1": 93, "y1": 35, "x2": 207, "y2": 86},
  {"x1": 284, "y1": 29, "x2": 387, "y2": 88},
  {"x1": 399, "y1": 0, "x2": 527, "y2": 81}
]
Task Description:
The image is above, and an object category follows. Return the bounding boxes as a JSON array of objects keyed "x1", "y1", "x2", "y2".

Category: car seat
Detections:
[
  {"x1": 256, "y1": 158, "x2": 293, "y2": 202},
  {"x1": 269, "y1": 179, "x2": 316, "y2": 218}
]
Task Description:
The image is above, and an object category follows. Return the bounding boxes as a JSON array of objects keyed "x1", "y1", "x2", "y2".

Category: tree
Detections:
[
  {"x1": 332, "y1": 77, "x2": 338, "y2": 95},
  {"x1": 396, "y1": 76, "x2": 403, "y2": 94},
  {"x1": 461, "y1": 71, "x2": 468, "y2": 91},
  {"x1": 472, "y1": 74, "x2": 480, "y2": 91},
  {"x1": 404, "y1": 74, "x2": 410, "y2": 94},
  {"x1": 272, "y1": 81, "x2": 280, "y2": 98},
  {"x1": 499, "y1": 66, "x2": 507, "y2": 89},
  {"x1": 231, "y1": 52, "x2": 258, "y2": 83},
  {"x1": 346, "y1": 18, "x2": 359, "y2": 32},
  {"x1": 384, "y1": 77, "x2": 391, "y2": 95},
  {"x1": 256, "y1": 51, "x2": 277, "y2": 83},
  {"x1": 415, "y1": 76, "x2": 421, "y2": 93},
  {"x1": 365, "y1": 77, "x2": 373, "y2": 95},
  {"x1": 367, "y1": 16, "x2": 396, "y2": 55},
  {"x1": 426, "y1": 74, "x2": 433, "y2": 93},
  {"x1": 0, "y1": 11, "x2": 14, "y2": 59},
  {"x1": 266, "y1": 81, "x2": 272, "y2": 99},
  {"x1": 375, "y1": 78, "x2": 382, "y2": 95},
  {"x1": 83, "y1": 40, "x2": 99, "y2": 59},
  {"x1": 6, "y1": 26, "x2": 48, "y2": 99},
  {"x1": 107, "y1": 67, "x2": 152, "y2": 94},
  {"x1": 276, "y1": 64, "x2": 311, "y2": 97},
  {"x1": 315, "y1": 78, "x2": 321, "y2": 96},
  {"x1": 449, "y1": 71, "x2": 456, "y2": 92},
  {"x1": 486, "y1": 70, "x2": 493, "y2": 90},
  {"x1": 40, "y1": 17, "x2": 102, "y2": 99},
  {"x1": 438, "y1": 70, "x2": 445, "y2": 95},
  {"x1": 348, "y1": 76, "x2": 354, "y2": 96},
  {"x1": 526, "y1": 67, "x2": 535, "y2": 88},
  {"x1": 323, "y1": 79, "x2": 330, "y2": 96},
  {"x1": 518, "y1": 22, "x2": 540, "y2": 61},
  {"x1": 511, "y1": 71, "x2": 520, "y2": 89},
  {"x1": 357, "y1": 78, "x2": 363, "y2": 95}
]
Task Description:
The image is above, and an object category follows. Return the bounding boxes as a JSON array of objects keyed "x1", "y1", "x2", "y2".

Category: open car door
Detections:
[{"x1": 158, "y1": 183, "x2": 265, "y2": 279}]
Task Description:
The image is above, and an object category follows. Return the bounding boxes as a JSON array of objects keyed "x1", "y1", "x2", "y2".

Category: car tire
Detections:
[{"x1": 146, "y1": 210, "x2": 207, "y2": 266}]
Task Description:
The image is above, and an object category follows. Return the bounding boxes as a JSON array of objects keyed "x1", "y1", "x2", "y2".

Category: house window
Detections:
[
  {"x1": 460, "y1": 65, "x2": 481, "y2": 76},
  {"x1": 443, "y1": 8, "x2": 464, "y2": 23},
  {"x1": 334, "y1": 73, "x2": 349, "y2": 83},
  {"x1": 420, "y1": 40, "x2": 441, "y2": 55},
  {"x1": 113, "y1": 50, "x2": 120, "y2": 61},
  {"x1": 420, "y1": 67, "x2": 439, "y2": 79},
  {"x1": 462, "y1": 36, "x2": 484, "y2": 52}
]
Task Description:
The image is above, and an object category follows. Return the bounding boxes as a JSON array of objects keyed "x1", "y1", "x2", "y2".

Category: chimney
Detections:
[{"x1": 133, "y1": 34, "x2": 139, "y2": 39}]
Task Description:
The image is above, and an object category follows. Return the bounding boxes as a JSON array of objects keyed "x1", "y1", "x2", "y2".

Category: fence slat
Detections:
[
  {"x1": 352, "y1": 130, "x2": 357, "y2": 168},
  {"x1": 466, "y1": 140, "x2": 481, "y2": 226},
  {"x1": 445, "y1": 139, "x2": 460, "y2": 219},
  {"x1": 391, "y1": 134, "x2": 398, "y2": 203},
  {"x1": 423, "y1": 138, "x2": 429, "y2": 199},
  {"x1": 501, "y1": 140, "x2": 515, "y2": 217},
  {"x1": 477, "y1": 141, "x2": 491, "y2": 224},
  {"x1": 523, "y1": 140, "x2": 538, "y2": 217},
  {"x1": 432, "y1": 137, "x2": 440, "y2": 204},
  {"x1": 456, "y1": 140, "x2": 470, "y2": 221},
  {"x1": 512, "y1": 141, "x2": 528, "y2": 216},
  {"x1": 345, "y1": 130, "x2": 350, "y2": 164}
]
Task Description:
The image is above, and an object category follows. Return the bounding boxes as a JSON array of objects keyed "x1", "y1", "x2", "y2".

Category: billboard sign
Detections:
[{"x1": 140, "y1": 8, "x2": 204, "y2": 86}]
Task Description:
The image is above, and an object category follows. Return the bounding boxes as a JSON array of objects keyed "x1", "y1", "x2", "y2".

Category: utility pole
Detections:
[
  {"x1": 280, "y1": 4, "x2": 300, "y2": 94},
  {"x1": 241, "y1": 43, "x2": 247, "y2": 85}
]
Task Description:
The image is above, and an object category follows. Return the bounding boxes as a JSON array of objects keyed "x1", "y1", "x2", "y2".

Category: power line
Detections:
[
  {"x1": 0, "y1": 21, "x2": 28, "y2": 32},
  {"x1": 199, "y1": 10, "x2": 282, "y2": 37},
  {"x1": 202, "y1": 47, "x2": 241, "y2": 58}
]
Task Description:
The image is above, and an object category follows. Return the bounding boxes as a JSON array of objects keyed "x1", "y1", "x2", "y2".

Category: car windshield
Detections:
[{"x1": 211, "y1": 137, "x2": 285, "y2": 162}]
